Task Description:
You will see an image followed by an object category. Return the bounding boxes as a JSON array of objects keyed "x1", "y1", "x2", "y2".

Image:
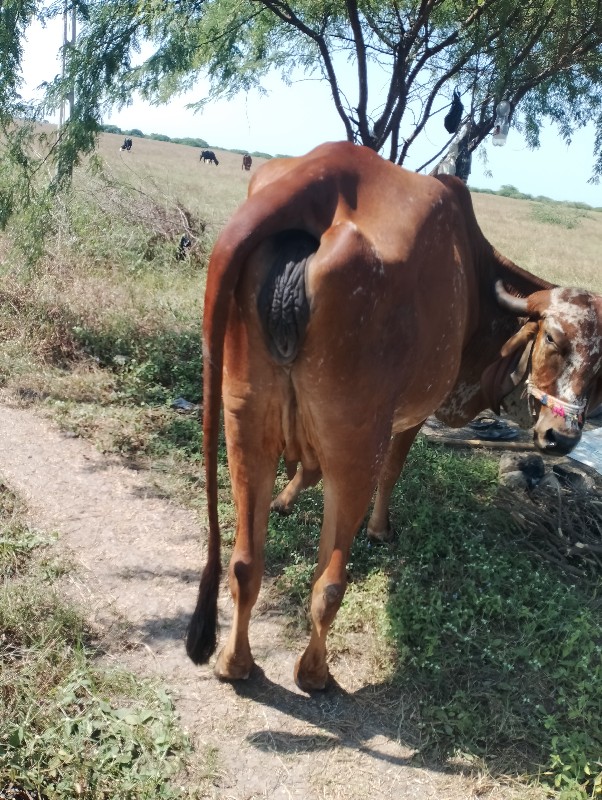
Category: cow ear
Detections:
[
  {"x1": 500, "y1": 321, "x2": 539, "y2": 358},
  {"x1": 480, "y1": 321, "x2": 539, "y2": 414}
]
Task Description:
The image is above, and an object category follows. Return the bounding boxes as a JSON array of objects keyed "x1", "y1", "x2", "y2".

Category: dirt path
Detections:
[{"x1": 0, "y1": 398, "x2": 529, "y2": 799}]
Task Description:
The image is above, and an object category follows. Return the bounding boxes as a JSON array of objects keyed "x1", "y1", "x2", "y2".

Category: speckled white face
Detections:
[
  {"x1": 530, "y1": 288, "x2": 602, "y2": 452},
  {"x1": 546, "y1": 289, "x2": 602, "y2": 399}
]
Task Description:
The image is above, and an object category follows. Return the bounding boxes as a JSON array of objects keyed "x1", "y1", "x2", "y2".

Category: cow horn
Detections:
[{"x1": 495, "y1": 280, "x2": 530, "y2": 316}]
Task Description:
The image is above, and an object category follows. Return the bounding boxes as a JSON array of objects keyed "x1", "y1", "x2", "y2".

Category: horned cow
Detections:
[{"x1": 187, "y1": 141, "x2": 602, "y2": 692}]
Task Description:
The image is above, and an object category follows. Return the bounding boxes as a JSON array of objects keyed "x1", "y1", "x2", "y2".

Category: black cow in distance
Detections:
[{"x1": 200, "y1": 150, "x2": 219, "y2": 165}]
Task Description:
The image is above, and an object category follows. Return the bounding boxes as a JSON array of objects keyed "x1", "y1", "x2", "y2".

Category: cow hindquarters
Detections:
[{"x1": 291, "y1": 221, "x2": 400, "y2": 690}]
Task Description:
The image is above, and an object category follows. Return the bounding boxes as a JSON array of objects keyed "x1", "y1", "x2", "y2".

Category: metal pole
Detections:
[
  {"x1": 59, "y1": 1, "x2": 68, "y2": 130},
  {"x1": 69, "y1": 2, "x2": 76, "y2": 117}
]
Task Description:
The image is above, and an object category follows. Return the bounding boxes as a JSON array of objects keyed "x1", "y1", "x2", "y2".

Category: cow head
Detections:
[{"x1": 496, "y1": 281, "x2": 602, "y2": 454}]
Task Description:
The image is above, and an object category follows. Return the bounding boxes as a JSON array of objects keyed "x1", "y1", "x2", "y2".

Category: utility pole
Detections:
[
  {"x1": 59, "y1": 0, "x2": 76, "y2": 128},
  {"x1": 57, "y1": 0, "x2": 76, "y2": 180}
]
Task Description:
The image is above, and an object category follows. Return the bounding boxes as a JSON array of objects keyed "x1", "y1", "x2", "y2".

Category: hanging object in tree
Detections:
[
  {"x1": 434, "y1": 122, "x2": 471, "y2": 179},
  {"x1": 492, "y1": 100, "x2": 511, "y2": 146},
  {"x1": 455, "y1": 135, "x2": 472, "y2": 182},
  {"x1": 444, "y1": 89, "x2": 464, "y2": 134}
]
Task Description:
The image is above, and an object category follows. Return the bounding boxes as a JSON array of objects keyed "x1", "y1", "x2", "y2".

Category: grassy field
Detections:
[{"x1": 1, "y1": 130, "x2": 601, "y2": 798}]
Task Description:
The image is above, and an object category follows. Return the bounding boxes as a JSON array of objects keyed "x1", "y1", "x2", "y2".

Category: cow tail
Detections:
[
  {"x1": 185, "y1": 333, "x2": 222, "y2": 663},
  {"x1": 185, "y1": 195, "x2": 276, "y2": 665},
  {"x1": 186, "y1": 172, "x2": 335, "y2": 665},
  {"x1": 185, "y1": 250, "x2": 233, "y2": 665}
]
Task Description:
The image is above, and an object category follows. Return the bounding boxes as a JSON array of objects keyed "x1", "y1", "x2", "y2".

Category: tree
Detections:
[{"x1": 1, "y1": 0, "x2": 601, "y2": 221}]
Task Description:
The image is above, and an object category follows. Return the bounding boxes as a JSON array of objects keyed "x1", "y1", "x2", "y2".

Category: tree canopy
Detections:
[{"x1": 1, "y1": 0, "x2": 601, "y2": 223}]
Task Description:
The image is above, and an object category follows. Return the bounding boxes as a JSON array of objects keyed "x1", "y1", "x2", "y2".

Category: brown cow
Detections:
[
  {"x1": 187, "y1": 141, "x2": 602, "y2": 692},
  {"x1": 242, "y1": 154, "x2": 252, "y2": 171}
]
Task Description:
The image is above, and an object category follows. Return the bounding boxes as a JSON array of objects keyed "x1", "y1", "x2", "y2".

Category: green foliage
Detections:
[
  {"x1": 471, "y1": 185, "x2": 601, "y2": 214},
  {"x1": 530, "y1": 204, "x2": 590, "y2": 229},
  {"x1": 100, "y1": 124, "x2": 210, "y2": 149},
  {"x1": 388, "y1": 441, "x2": 602, "y2": 796},
  {"x1": 72, "y1": 327, "x2": 202, "y2": 405},
  {"x1": 498, "y1": 184, "x2": 534, "y2": 200},
  {"x1": 101, "y1": 124, "x2": 123, "y2": 134},
  {"x1": 477, "y1": 182, "x2": 598, "y2": 227},
  {"x1": 1, "y1": 595, "x2": 192, "y2": 798},
  {"x1": 175, "y1": 137, "x2": 210, "y2": 149},
  {"x1": 0, "y1": 485, "x2": 49, "y2": 578}
]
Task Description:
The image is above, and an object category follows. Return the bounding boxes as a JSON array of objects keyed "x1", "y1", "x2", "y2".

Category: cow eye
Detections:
[{"x1": 545, "y1": 332, "x2": 555, "y2": 346}]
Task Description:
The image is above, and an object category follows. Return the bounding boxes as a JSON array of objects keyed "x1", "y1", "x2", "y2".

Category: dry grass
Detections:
[
  {"x1": 93, "y1": 131, "x2": 262, "y2": 242},
  {"x1": 92, "y1": 131, "x2": 601, "y2": 292},
  {"x1": 473, "y1": 192, "x2": 602, "y2": 291}
]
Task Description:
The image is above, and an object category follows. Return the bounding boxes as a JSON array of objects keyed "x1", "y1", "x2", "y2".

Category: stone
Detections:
[{"x1": 499, "y1": 453, "x2": 545, "y2": 487}]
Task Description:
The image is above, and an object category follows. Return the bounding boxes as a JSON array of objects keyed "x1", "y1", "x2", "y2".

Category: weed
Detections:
[
  {"x1": 0, "y1": 485, "x2": 49, "y2": 578},
  {"x1": 0, "y1": 481, "x2": 203, "y2": 799},
  {"x1": 530, "y1": 203, "x2": 590, "y2": 229},
  {"x1": 386, "y1": 440, "x2": 601, "y2": 796}
]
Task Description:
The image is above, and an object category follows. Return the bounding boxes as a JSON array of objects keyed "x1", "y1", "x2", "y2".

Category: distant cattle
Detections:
[
  {"x1": 186, "y1": 140, "x2": 602, "y2": 693},
  {"x1": 200, "y1": 150, "x2": 219, "y2": 165},
  {"x1": 176, "y1": 234, "x2": 192, "y2": 261},
  {"x1": 242, "y1": 154, "x2": 252, "y2": 171},
  {"x1": 120, "y1": 137, "x2": 133, "y2": 151}
]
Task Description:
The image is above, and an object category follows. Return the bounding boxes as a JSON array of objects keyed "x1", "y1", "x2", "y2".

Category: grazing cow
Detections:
[
  {"x1": 242, "y1": 154, "x2": 253, "y2": 171},
  {"x1": 200, "y1": 149, "x2": 219, "y2": 165},
  {"x1": 120, "y1": 137, "x2": 132, "y2": 151},
  {"x1": 186, "y1": 140, "x2": 602, "y2": 692}
]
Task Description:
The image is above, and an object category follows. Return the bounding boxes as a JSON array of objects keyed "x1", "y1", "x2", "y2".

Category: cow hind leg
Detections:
[
  {"x1": 213, "y1": 442, "x2": 280, "y2": 681},
  {"x1": 294, "y1": 473, "x2": 377, "y2": 692},
  {"x1": 367, "y1": 423, "x2": 424, "y2": 542},
  {"x1": 214, "y1": 235, "x2": 316, "y2": 680},
  {"x1": 271, "y1": 465, "x2": 322, "y2": 515}
]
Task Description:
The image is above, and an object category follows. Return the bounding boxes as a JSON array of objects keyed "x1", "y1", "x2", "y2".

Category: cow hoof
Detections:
[
  {"x1": 214, "y1": 648, "x2": 253, "y2": 681},
  {"x1": 293, "y1": 655, "x2": 329, "y2": 693},
  {"x1": 270, "y1": 498, "x2": 293, "y2": 516},
  {"x1": 366, "y1": 525, "x2": 395, "y2": 544}
]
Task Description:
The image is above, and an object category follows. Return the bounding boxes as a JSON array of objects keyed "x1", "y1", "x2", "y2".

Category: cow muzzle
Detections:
[{"x1": 528, "y1": 382, "x2": 586, "y2": 455}]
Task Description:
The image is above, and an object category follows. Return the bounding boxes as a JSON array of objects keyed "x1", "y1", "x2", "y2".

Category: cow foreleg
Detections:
[
  {"x1": 271, "y1": 465, "x2": 322, "y2": 515},
  {"x1": 367, "y1": 423, "x2": 424, "y2": 542}
]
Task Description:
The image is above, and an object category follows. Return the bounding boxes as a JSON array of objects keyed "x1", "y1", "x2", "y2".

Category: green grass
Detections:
[
  {"x1": 386, "y1": 441, "x2": 602, "y2": 793},
  {"x1": 264, "y1": 439, "x2": 602, "y2": 798},
  {"x1": 0, "y1": 482, "x2": 201, "y2": 799}
]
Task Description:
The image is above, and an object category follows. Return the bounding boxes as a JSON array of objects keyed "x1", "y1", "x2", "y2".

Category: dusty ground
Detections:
[{"x1": 0, "y1": 396, "x2": 542, "y2": 800}]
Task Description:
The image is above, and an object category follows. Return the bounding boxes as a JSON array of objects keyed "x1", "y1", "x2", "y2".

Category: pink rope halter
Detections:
[{"x1": 527, "y1": 382, "x2": 586, "y2": 430}]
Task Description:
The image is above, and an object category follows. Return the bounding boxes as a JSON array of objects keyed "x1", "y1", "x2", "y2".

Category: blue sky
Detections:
[{"x1": 23, "y1": 18, "x2": 601, "y2": 206}]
